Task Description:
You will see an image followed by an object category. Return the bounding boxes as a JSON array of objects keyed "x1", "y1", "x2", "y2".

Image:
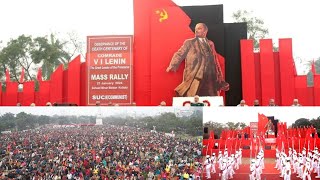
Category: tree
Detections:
[
  {"x1": 32, "y1": 34, "x2": 71, "y2": 80},
  {"x1": 15, "y1": 112, "x2": 36, "y2": 131},
  {"x1": 0, "y1": 113, "x2": 16, "y2": 131},
  {"x1": 0, "y1": 33, "x2": 81, "y2": 82},
  {"x1": 0, "y1": 35, "x2": 35, "y2": 82},
  {"x1": 310, "y1": 117, "x2": 320, "y2": 134},
  {"x1": 204, "y1": 121, "x2": 226, "y2": 139},
  {"x1": 232, "y1": 10, "x2": 274, "y2": 50},
  {"x1": 291, "y1": 118, "x2": 312, "y2": 128},
  {"x1": 226, "y1": 122, "x2": 246, "y2": 130},
  {"x1": 306, "y1": 58, "x2": 320, "y2": 86}
]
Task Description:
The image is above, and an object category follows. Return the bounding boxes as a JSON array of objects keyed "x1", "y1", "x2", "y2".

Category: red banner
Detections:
[
  {"x1": 250, "y1": 122, "x2": 258, "y2": 135},
  {"x1": 87, "y1": 35, "x2": 133, "y2": 105}
]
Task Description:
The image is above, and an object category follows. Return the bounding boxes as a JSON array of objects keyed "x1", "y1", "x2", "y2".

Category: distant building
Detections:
[{"x1": 96, "y1": 108, "x2": 103, "y2": 125}]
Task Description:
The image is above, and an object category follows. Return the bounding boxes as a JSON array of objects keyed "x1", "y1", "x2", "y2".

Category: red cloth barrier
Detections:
[
  {"x1": 22, "y1": 81, "x2": 35, "y2": 106},
  {"x1": 240, "y1": 39, "x2": 256, "y2": 105},
  {"x1": 278, "y1": 39, "x2": 295, "y2": 106},
  {"x1": 3, "y1": 82, "x2": 18, "y2": 106},
  {"x1": 50, "y1": 64, "x2": 64, "y2": 104},
  {"x1": 38, "y1": 81, "x2": 51, "y2": 106},
  {"x1": 65, "y1": 55, "x2": 81, "y2": 105},
  {"x1": 259, "y1": 39, "x2": 276, "y2": 105}
]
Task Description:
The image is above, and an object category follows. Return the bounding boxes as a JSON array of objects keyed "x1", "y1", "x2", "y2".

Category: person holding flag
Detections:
[
  {"x1": 217, "y1": 151, "x2": 223, "y2": 170},
  {"x1": 255, "y1": 155, "x2": 261, "y2": 180},
  {"x1": 210, "y1": 152, "x2": 216, "y2": 174},
  {"x1": 239, "y1": 148, "x2": 243, "y2": 165},
  {"x1": 297, "y1": 155, "x2": 304, "y2": 178},
  {"x1": 275, "y1": 149, "x2": 281, "y2": 169},
  {"x1": 234, "y1": 151, "x2": 240, "y2": 170},
  {"x1": 249, "y1": 159, "x2": 256, "y2": 180},
  {"x1": 204, "y1": 155, "x2": 211, "y2": 179},
  {"x1": 316, "y1": 156, "x2": 320, "y2": 178},
  {"x1": 227, "y1": 157, "x2": 234, "y2": 179},
  {"x1": 284, "y1": 157, "x2": 291, "y2": 180},
  {"x1": 303, "y1": 158, "x2": 312, "y2": 180},
  {"x1": 293, "y1": 152, "x2": 299, "y2": 175}
]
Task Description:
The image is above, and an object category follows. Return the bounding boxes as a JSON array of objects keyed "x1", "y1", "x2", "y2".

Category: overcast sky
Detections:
[
  {"x1": 204, "y1": 107, "x2": 320, "y2": 127},
  {"x1": 0, "y1": 0, "x2": 319, "y2": 73}
]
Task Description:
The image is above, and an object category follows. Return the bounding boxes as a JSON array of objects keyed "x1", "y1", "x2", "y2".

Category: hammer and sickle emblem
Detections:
[{"x1": 155, "y1": 9, "x2": 168, "y2": 22}]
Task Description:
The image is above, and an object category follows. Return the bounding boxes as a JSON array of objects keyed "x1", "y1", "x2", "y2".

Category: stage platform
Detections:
[{"x1": 203, "y1": 159, "x2": 319, "y2": 180}]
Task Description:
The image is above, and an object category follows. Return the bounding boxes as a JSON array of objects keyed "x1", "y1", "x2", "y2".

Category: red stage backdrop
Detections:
[
  {"x1": 87, "y1": 36, "x2": 133, "y2": 105},
  {"x1": 241, "y1": 38, "x2": 320, "y2": 106}
]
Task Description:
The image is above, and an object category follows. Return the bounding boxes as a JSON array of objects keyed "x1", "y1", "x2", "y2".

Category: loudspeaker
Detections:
[
  {"x1": 203, "y1": 127, "x2": 209, "y2": 139},
  {"x1": 204, "y1": 127, "x2": 209, "y2": 133}
]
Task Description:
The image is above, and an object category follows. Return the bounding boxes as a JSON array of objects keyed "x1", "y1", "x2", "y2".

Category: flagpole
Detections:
[
  {"x1": 313, "y1": 128, "x2": 318, "y2": 149},
  {"x1": 231, "y1": 130, "x2": 233, "y2": 155},
  {"x1": 250, "y1": 134, "x2": 252, "y2": 161}
]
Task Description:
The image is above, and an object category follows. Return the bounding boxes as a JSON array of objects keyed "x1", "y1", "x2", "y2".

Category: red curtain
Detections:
[
  {"x1": 3, "y1": 82, "x2": 18, "y2": 106},
  {"x1": 38, "y1": 81, "x2": 51, "y2": 106},
  {"x1": 279, "y1": 39, "x2": 295, "y2": 106},
  {"x1": 314, "y1": 75, "x2": 320, "y2": 105},
  {"x1": 50, "y1": 64, "x2": 64, "y2": 104},
  {"x1": 240, "y1": 39, "x2": 256, "y2": 105},
  {"x1": 80, "y1": 62, "x2": 87, "y2": 106},
  {"x1": 22, "y1": 81, "x2": 35, "y2": 106},
  {"x1": 66, "y1": 55, "x2": 81, "y2": 105},
  {"x1": 259, "y1": 39, "x2": 276, "y2": 105},
  {"x1": 295, "y1": 76, "x2": 308, "y2": 106}
]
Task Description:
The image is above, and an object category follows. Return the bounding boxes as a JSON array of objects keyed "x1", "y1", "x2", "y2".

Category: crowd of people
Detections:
[
  {"x1": 0, "y1": 125, "x2": 202, "y2": 179},
  {"x1": 275, "y1": 147, "x2": 320, "y2": 180}
]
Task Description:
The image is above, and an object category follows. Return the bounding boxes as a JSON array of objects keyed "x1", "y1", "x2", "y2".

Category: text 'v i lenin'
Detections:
[{"x1": 87, "y1": 35, "x2": 133, "y2": 105}]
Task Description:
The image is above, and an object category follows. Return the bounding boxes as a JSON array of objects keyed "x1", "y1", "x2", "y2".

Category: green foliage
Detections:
[
  {"x1": 226, "y1": 122, "x2": 246, "y2": 130},
  {"x1": 292, "y1": 118, "x2": 313, "y2": 128},
  {"x1": 104, "y1": 110, "x2": 202, "y2": 137},
  {"x1": 0, "y1": 33, "x2": 78, "y2": 82},
  {"x1": 0, "y1": 112, "x2": 96, "y2": 132},
  {"x1": 306, "y1": 58, "x2": 320, "y2": 86},
  {"x1": 0, "y1": 113, "x2": 16, "y2": 131},
  {"x1": 203, "y1": 121, "x2": 226, "y2": 139},
  {"x1": 0, "y1": 110, "x2": 201, "y2": 137},
  {"x1": 232, "y1": 10, "x2": 277, "y2": 50},
  {"x1": 0, "y1": 35, "x2": 34, "y2": 82},
  {"x1": 32, "y1": 34, "x2": 71, "y2": 80}
]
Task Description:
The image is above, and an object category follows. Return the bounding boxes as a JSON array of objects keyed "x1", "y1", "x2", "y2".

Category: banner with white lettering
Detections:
[{"x1": 87, "y1": 35, "x2": 133, "y2": 105}]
